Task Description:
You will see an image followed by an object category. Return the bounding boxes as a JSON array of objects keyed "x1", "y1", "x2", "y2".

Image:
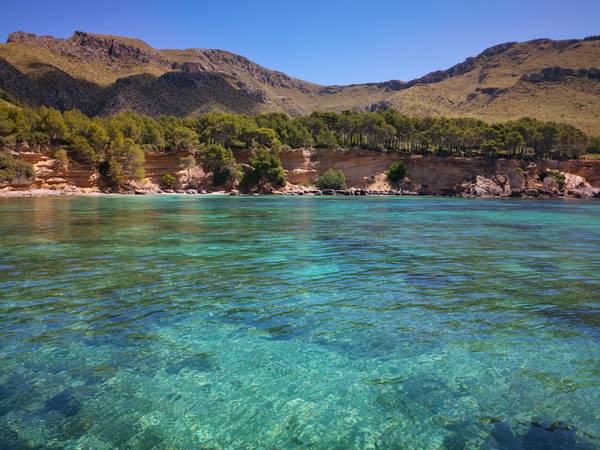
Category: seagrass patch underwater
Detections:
[{"x1": 0, "y1": 196, "x2": 599, "y2": 449}]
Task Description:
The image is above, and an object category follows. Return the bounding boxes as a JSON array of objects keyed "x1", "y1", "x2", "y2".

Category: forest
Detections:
[{"x1": 1, "y1": 94, "x2": 599, "y2": 187}]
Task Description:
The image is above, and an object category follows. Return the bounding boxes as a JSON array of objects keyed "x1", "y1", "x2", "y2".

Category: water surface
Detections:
[{"x1": 0, "y1": 196, "x2": 599, "y2": 449}]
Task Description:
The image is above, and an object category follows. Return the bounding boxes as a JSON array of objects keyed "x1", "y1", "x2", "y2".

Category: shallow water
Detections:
[{"x1": 0, "y1": 196, "x2": 599, "y2": 449}]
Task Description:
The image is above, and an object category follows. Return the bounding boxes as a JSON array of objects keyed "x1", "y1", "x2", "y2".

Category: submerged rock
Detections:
[
  {"x1": 487, "y1": 419, "x2": 596, "y2": 450},
  {"x1": 45, "y1": 390, "x2": 81, "y2": 417}
]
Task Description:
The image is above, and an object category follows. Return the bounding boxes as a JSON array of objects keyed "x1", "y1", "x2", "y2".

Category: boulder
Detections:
[
  {"x1": 523, "y1": 189, "x2": 541, "y2": 197},
  {"x1": 542, "y1": 175, "x2": 560, "y2": 194},
  {"x1": 507, "y1": 169, "x2": 526, "y2": 193},
  {"x1": 457, "y1": 175, "x2": 504, "y2": 197},
  {"x1": 572, "y1": 185, "x2": 599, "y2": 198},
  {"x1": 564, "y1": 173, "x2": 600, "y2": 198}
]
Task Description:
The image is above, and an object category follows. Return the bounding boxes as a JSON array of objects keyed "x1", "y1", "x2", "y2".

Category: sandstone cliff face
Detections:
[
  {"x1": 2, "y1": 146, "x2": 600, "y2": 198},
  {"x1": 0, "y1": 146, "x2": 197, "y2": 192},
  {"x1": 277, "y1": 148, "x2": 600, "y2": 193},
  {"x1": 6, "y1": 148, "x2": 97, "y2": 190}
]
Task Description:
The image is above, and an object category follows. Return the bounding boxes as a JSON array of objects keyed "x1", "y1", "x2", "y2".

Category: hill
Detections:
[{"x1": 0, "y1": 31, "x2": 598, "y2": 134}]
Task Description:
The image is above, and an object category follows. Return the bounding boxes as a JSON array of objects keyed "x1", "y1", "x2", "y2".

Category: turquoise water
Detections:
[{"x1": 0, "y1": 196, "x2": 599, "y2": 449}]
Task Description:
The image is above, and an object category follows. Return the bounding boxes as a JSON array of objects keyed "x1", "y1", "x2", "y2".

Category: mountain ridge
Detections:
[{"x1": 1, "y1": 31, "x2": 599, "y2": 134}]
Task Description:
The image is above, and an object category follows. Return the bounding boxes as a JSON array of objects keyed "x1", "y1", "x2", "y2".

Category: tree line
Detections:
[{"x1": 1, "y1": 97, "x2": 598, "y2": 188}]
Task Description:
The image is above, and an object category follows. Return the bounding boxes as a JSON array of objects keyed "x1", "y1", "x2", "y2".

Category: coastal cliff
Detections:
[
  {"x1": 2, "y1": 145, "x2": 599, "y2": 198},
  {"x1": 277, "y1": 148, "x2": 600, "y2": 197}
]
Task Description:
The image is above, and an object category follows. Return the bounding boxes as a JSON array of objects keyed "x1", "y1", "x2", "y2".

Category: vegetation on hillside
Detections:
[
  {"x1": 160, "y1": 172, "x2": 177, "y2": 189},
  {"x1": 0, "y1": 99, "x2": 597, "y2": 188},
  {"x1": 240, "y1": 148, "x2": 285, "y2": 192},
  {"x1": 387, "y1": 161, "x2": 408, "y2": 187},
  {"x1": 316, "y1": 169, "x2": 347, "y2": 190},
  {"x1": 200, "y1": 144, "x2": 239, "y2": 187},
  {"x1": 2, "y1": 32, "x2": 599, "y2": 134},
  {"x1": 0, "y1": 151, "x2": 34, "y2": 183}
]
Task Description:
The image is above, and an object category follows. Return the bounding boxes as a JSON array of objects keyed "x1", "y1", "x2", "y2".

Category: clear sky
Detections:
[{"x1": 1, "y1": 0, "x2": 598, "y2": 85}]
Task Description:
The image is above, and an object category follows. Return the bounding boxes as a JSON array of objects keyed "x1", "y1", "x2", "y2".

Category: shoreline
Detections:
[
  {"x1": 1, "y1": 187, "x2": 598, "y2": 200},
  {"x1": 3, "y1": 148, "x2": 600, "y2": 200}
]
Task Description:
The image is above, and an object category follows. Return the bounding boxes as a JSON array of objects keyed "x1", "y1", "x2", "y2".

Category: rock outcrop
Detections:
[
  {"x1": 7, "y1": 31, "x2": 170, "y2": 67},
  {"x1": 273, "y1": 148, "x2": 600, "y2": 198},
  {"x1": 456, "y1": 169, "x2": 599, "y2": 198},
  {"x1": 1, "y1": 31, "x2": 599, "y2": 133},
  {"x1": 457, "y1": 175, "x2": 511, "y2": 197},
  {"x1": 521, "y1": 67, "x2": 600, "y2": 83},
  {"x1": 2, "y1": 145, "x2": 600, "y2": 198},
  {"x1": 563, "y1": 173, "x2": 600, "y2": 198}
]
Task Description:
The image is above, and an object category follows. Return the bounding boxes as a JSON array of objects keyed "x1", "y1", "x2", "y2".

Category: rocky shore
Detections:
[
  {"x1": 455, "y1": 172, "x2": 600, "y2": 199},
  {"x1": 1, "y1": 146, "x2": 599, "y2": 199},
  {"x1": 3, "y1": 177, "x2": 598, "y2": 199}
]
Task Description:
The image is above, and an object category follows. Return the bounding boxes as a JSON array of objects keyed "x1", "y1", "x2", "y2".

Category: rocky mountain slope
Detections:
[{"x1": 0, "y1": 31, "x2": 599, "y2": 133}]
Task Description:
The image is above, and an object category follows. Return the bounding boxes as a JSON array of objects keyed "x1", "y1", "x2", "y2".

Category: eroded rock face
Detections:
[
  {"x1": 457, "y1": 175, "x2": 507, "y2": 197},
  {"x1": 8, "y1": 31, "x2": 170, "y2": 67},
  {"x1": 543, "y1": 175, "x2": 560, "y2": 194},
  {"x1": 4, "y1": 145, "x2": 600, "y2": 198},
  {"x1": 507, "y1": 169, "x2": 526, "y2": 193},
  {"x1": 456, "y1": 168, "x2": 600, "y2": 199},
  {"x1": 275, "y1": 149, "x2": 600, "y2": 197},
  {"x1": 564, "y1": 173, "x2": 600, "y2": 198}
]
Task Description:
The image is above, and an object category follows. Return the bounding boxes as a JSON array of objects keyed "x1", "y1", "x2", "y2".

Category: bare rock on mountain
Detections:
[
  {"x1": 0, "y1": 31, "x2": 598, "y2": 131},
  {"x1": 8, "y1": 30, "x2": 170, "y2": 67},
  {"x1": 521, "y1": 66, "x2": 600, "y2": 83}
]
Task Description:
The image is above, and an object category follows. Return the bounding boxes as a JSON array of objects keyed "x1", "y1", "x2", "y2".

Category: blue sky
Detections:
[{"x1": 1, "y1": 0, "x2": 598, "y2": 85}]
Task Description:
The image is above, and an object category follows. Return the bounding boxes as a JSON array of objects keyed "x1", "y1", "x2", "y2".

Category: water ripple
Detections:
[{"x1": 0, "y1": 196, "x2": 599, "y2": 448}]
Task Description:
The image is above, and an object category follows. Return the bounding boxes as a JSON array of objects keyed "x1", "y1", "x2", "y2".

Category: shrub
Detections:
[
  {"x1": 0, "y1": 152, "x2": 35, "y2": 183},
  {"x1": 213, "y1": 165, "x2": 241, "y2": 187},
  {"x1": 387, "y1": 161, "x2": 407, "y2": 186},
  {"x1": 54, "y1": 148, "x2": 68, "y2": 170},
  {"x1": 108, "y1": 136, "x2": 146, "y2": 185},
  {"x1": 581, "y1": 153, "x2": 600, "y2": 160},
  {"x1": 161, "y1": 172, "x2": 177, "y2": 188},
  {"x1": 37, "y1": 106, "x2": 67, "y2": 143},
  {"x1": 68, "y1": 136, "x2": 99, "y2": 168},
  {"x1": 316, "y1": 168, "x2": 347, "y2": 190},
  {"x1": 587, "y1": 137, "x2": 600, "y2": 154},
  {"x1": 103, "y1": 158, "x2": 123, "y2": 188},
  {"x1": 168, "y1": 126, "x2": 198, "y2": 151},
  {"x1": 240, "y1": 148, "x2": 285, "y2": 192},
  {"x1": 200, "y1": 144, "x2": 239, "y2": 186},
  {"x1": 314, "y1": 128, "x2": 338, "y2": 149},
  {"x1": 540, "y1": 170, "x2": 566, "y2": 189}
]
